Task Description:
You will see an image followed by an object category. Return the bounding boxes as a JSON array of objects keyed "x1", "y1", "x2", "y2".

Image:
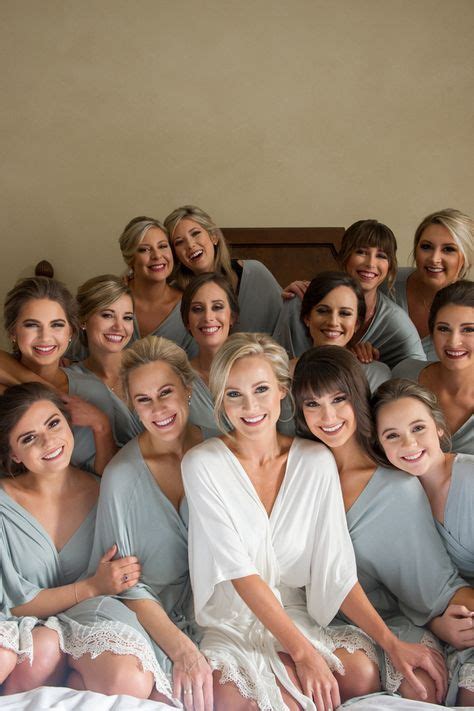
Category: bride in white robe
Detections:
[{"x1": 182, "y1": 333, "x2": 447, "y2": 711}]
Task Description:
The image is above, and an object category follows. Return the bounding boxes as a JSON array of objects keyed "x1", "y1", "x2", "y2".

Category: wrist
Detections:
[
  {"x1": 287, "y1": 637, "x2": 315, "y2": 664},
  {"x1": 81, "y1": 577, "x2": 99, "y2": 600},
  {"x1": 92, "y1": 416, "x2": 112, "y2": 436},
  {"x1": 168, "y1": 636, "x2": 198, "y2": 664}
]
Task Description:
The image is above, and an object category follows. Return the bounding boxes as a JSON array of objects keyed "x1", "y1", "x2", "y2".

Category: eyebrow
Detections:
[
  {"x1": 225, "y1": 380, "x2": 270, "y2": 390},
  {"x1": 191, "y1": 299, "x2": 225, "y2": 305},
  {"x1": 436, "y1": 321, "x2": 474, "y2": 326},
  {"x1": 132, "y1": 384, "x2": 174, "y2": 398},
  {"x1": 420, "y1": 240, "x2": 457, "y2": 247},
  {"x1": 17, "y1": 412, "x2": 61, "y2": 442}
]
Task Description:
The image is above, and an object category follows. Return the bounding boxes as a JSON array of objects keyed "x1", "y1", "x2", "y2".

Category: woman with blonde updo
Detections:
[
  {"x1": 164, "y1": 205, "x2": 283, "y2": 337},
  {"x1": 118, "y1": 216, "x2": 196, "y2": 357},
  {"x1": 392, "y1": 209, "x2": 473, "y2": 360}
]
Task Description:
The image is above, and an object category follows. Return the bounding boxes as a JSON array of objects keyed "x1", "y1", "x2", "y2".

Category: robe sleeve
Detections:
[
  {"x1": 182, "y1": 443, "x2": 259, "y2": 620},
  {"x1": 88, "y1": 448, "x2": 159, "y2": 604},
  {"x1": 273, "y1": 297, "x2": 312, "y2": 358},
  {"x1": 0, "y1": 514, "x2": 46, "y2": 612},
  {"x1": 302, "y1": 444, "x2": 358, "y2": 626}
]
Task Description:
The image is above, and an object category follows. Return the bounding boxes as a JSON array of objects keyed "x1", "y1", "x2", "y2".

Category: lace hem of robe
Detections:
[
  {"x1": 45, "y1": 616, "x2": 172, "y2": 696},
  {"x1": 458, "y1": 663, "x2": 474, "y2": 692},
  {"x1": 0, "y1": 619, "x2": 23, "y2": 655},
  {"x1": 385, "y1": 630, "x2": 442, "y2": 693}
]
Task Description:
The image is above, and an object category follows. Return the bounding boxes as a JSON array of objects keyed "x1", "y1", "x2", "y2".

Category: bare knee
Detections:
[
  {"x1": 457, "y1": 687, "x2": 474, "y2": 707},
  {"x1": 0, "y1": 648, "x2": 17, "y2": 686},
  {"x1": 334, "y1": 649, "x2": 380, "y2": 701},
  {"x1": 4, "y1": 628, "x2": 66, "y2": 694},
  {"x1": 213, "y1": 670, "x2": 259, "y2": 711},
  {"x1": 399, "y1": 669, "x2": 437, "y2": 704},
  {"x1": 72, "y1": 653, "x2": 154, "y2": 698}
]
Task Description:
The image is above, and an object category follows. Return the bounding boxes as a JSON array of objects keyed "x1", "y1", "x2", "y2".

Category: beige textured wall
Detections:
[{"x1": 1, "y1": 0, "x2": 473, "y2": 344}]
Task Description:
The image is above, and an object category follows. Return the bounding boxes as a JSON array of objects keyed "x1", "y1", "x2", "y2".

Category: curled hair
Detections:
[
  {"x1": 428, "y1": 279, "x2": 474, "y2": 334},
  {"x1": 4, "y1": 277, "x2": 79, "y2": 340},
  {"x1": 300, "y1": 271, "x2": 366, "y2": 335},
  {"x1": 180, "y1": 272, "x2": 240, "y2": 330},
  {"x1": 209, "y1": 332, "x2": 291, "y2": 433},
  {"x1": 0, "y1": 382, "x2": 71, "y2": 476},
  {"x1": 338, "y1": 219, "x2": 398, "y2": 291},
  {"x1": 413, "y1": 208, "x2": 473, "y2": 278},
  {"x1": 118, "y1": 216, "x2": 168, "y2": 269},
  {"x1": 77, "y1": 274, "x2": 133, "y2": 346},
  {"x1": 372, "y1": 378, "x2": 451, "y2": 464},
  {"x1": 164, "y1": 205, "x2": 237, "y2": 291},
  {"x1": 292, "y1": 345, "x2": 382, "y2": 462},
  {"x1": 121, "y1": 335, "x2": 195, "y2": 406}
]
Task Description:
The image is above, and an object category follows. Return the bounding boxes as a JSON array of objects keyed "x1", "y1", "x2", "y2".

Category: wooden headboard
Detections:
[{"x1": 223, "y1": 227, "x2": 345, "y2": 286}]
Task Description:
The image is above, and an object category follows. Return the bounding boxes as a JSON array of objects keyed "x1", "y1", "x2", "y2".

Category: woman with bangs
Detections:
[
  {"x1": 164, "y1": 205, "x2": 283, "y2": 338},
  {"x1": 392, "y1": 280, "x2": 474, "y2": 455},
  {"x1": 278, "y1": 220, "x2": 425, "y2": 368},
  {"x1": 118, "y1": 215, "x2": 197, "y2": 357},
  {"x1": 0, "y1": 277, "x2": 117, "y2": 474},
  {"x1": 292, "y1": 345, "x2": 474, "y2": 704},
  {"x1": 392, "y1": 209, "x2": 473, "y2": 361}
]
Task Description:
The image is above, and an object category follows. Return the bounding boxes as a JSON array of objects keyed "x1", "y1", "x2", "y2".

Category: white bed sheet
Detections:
[{"x1": 0, "y1": 688, "x2": 466, "y2": 710}]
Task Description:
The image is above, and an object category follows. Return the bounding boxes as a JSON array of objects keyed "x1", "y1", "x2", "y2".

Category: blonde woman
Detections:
[
  {"x1": 164, "y1": 205, "x2": 283, "y2": 337},
  {"x1": 119, "y1": 216, "x2": 197, "y2": 357}
]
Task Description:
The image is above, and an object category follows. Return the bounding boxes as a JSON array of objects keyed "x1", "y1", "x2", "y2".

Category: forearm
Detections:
[
  {"x1": 11, "y1": 578, "x2": 97, "y2": 618},
  {"x1": 449, "y1": 587, "x2": 474, "y2": 610},
  {"x1": 339, "y1": 582, "x2": 397, "y2": 653},
  {"x1": 232, "y1": 574, "x2": 313, "y2": 662},
  {"x1": 124, "y1": 598, "x2": 195, "y2": 661}
]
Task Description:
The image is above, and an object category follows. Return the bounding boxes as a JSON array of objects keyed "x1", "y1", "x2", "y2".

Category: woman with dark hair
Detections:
[
  {"x1": 180, "y1": 272, "x2": 239, "y2": 437},
  {"x1": 392, "y1": 280, "x2": 474, "y2": 455},
  {"x1": 372, "y1": 378, "x2": 474, "y2": 706},
  {"x1": 285, "y1": 271, "x2": 390, "y2": 392},
  {"x1": 278, "y1": 220, "x2": 425, "y2": 368},
  {"x1": 0, "y1": 276, "x2": 118, "y2": 473},
  {"x1": 392, "y1": 209, "x2": 473, "y2": 360},
  {"x1": 292, "y1": 345, "x2": 473, "y2": 703},
  {"x1": 119, "y1": 216, "x2": 197, "y2": 356},
  {"x1": 0, "y1": 382, "x2": 167, "y2": 699},
  {"x1": 164, "y1": 205, "x2": 283, "y2": 337}
]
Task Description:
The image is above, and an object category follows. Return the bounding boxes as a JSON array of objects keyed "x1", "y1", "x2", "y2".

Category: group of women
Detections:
[{"x1": 0, "y1": 204, "x2": 472, "y2": 711}]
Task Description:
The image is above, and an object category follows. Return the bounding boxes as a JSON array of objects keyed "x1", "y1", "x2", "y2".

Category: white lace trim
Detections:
[
  {"x1": 0, "y1": 621, "x2": 19, "y2": 654},
  {"x1": 207, "y1": 650, "x2": 286, "y2": 711},
  {"x1": 458, "y1": 662, "x2": 474, "y2": 692},
  {"x1": 328, "y1": 627, "x2": 379, "y2": 667},
  {"x1": 385, "y1": 630, "x2": 442, "y2": 693},
  {"x1": 45, "y1": 616, "x2": 172, "y2": 697}
]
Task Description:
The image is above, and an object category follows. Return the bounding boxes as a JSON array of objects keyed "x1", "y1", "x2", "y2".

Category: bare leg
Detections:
[
  {"x1": 333, "y1": 648, "x2": 380, "y2": 701},
  {"x1": 70, "y1": 652, "x2": 154, "y2": 698},
  {"x1": 457, "y1": 687, "x2": 474, "y2": 707},
  {"x1": 213, "y1": 670, "x2": 260, "y2": 711},
  {"x1": 3, "y1": 627, "x2": 66, "y2": 694},
  {"x1": 149, "y1": 687, "x2": 175, "y2": 703},
  {"x1": 0, "y1": 648, "x2": 17, "y2": 687},
  {"x1": 399, "y1": 668, "x2": 437, "y2": 704},
  {"x1": 67, "y1": 668, "x2": 85, "y2": 690}
]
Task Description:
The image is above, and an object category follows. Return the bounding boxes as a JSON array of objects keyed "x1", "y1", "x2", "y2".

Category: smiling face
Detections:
[
  {"x1": 84, "y1": 294, "x2": 134, "y2": 355},
  {"x1": 304, "y1": 286, "x2": 359, "y2": 347},
  {"x1": 187, "y1": 281, "x2": 234, "y2": 350},
  {"x1": 9, "y1": 400, "x2": 74, "y2": 474},
  {"x1": 344, "y1": 246, "x2": 390, "y2": 294},
  {"x1": 223, "y1": 355, "x2": 285, "y2": 438},
  {"x1": 415, "y1": 224, "x2": 464, "y2": 290},
  {"x1": 432, "y1": 303, "x2": 474, "y2": 370},
  {"x1": 301, "y1": 388, "x2": 356, "y2": 450},
  {"x1": 11, "y1": 298, "x2": 72, "y2": 371},
  {"x1": 376, "y1": 397, "x2": 445, "y2": 476},
  {"x1": 128, "y1": 360, "x2": 190, "y2": 442},
  {"x1": 132, "y1": 227, "x2": 174, "y2": 283},
  {"x1": 171, "y1": 218, "x2": 217, "y2": 274}
]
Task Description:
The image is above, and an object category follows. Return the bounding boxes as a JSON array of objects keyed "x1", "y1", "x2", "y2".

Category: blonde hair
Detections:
[
  {"x1": 413, "y1": 208, "x2": 473, "y2": 278},
  {"x1": 209, "y1": 332, "x2": 290, "y2": 432},
  {"x1": 118, "y1": 216, "x2": 168, "y2": 269},
  {"x1": 121, "y1": 335, "x2": 195, "y2": 405},
  {"x1": 77, "y1": 274, "x2": 133, "y2": 323},
  {"x1": 372, "y1": 378, "x2": 451, "y2": 461},
  {"x1": 164, "y1": 205, "x2": 237, "y2": 291}
]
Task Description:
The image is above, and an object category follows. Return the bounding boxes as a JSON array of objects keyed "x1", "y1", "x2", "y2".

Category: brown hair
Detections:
[
  {"x1": 292, "y1": 345, "x2": 382, "y2": 462},
  {"x1": 300, "y1": 271, "x2": 366, "y2": 334},
  {"x1": 372, "y1": 378, "x2": 451, "y2": 462},
  {"x1": 428, "y1": 279, "x2": 474, "y2": 334},
  {"x1": 0, "y1": 382, "x2": 71, "y2": 476},
  {"x1": 180, "y1": 272, "x2": 240, "y2": 331},
  {"x1": 4, "y1": 276, "x2": 79, "y2": 343},
  {"x1": 338, "y1": 219, "x2": 398, "y2": 291},
  {"x1": 77, "y1": 274, "x2": 133, "y2": 346}
]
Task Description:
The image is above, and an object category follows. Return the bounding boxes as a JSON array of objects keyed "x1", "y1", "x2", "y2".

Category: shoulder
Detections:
[
  {"x1": 453, "y1": 453, "x2": 474, "y2": 486},
  {"x1": 375, "y1": 465, "x2": 428, "y2": 502},
  {"x1": 290, "y1": 438, "x2": 338, "y2": 481},
  {"x1": 394, "y1": 267, "x2": 414, "y2": 286},
  {"x1": 182, "y1": 438, "x2": 224, "y2": 473},
  {"x1": 101, "y1": 438, "x2": 143, "y2": 492},
  {"x1": 242, "y1": 260, "x2": 280, "y2": 284},
  {"x1": 377, "y1": 292, "x2": 414, "y2": 322},
  {"x1": 391, "y1": 358, "x2": 429, "y2": 380}
]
